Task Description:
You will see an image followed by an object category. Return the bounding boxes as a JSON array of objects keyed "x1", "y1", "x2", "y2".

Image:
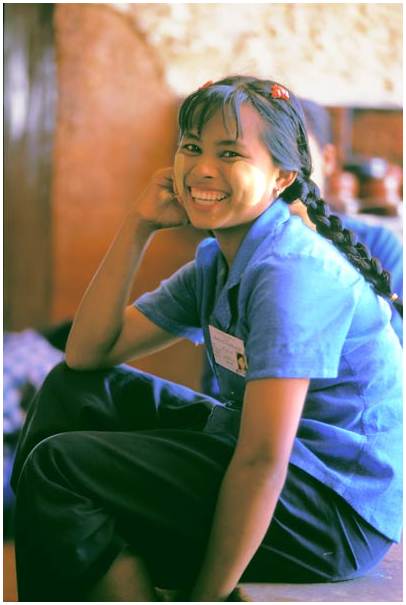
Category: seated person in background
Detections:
[
  {"x1": 298, "y1": 99, "x2": 402, "y2": 344},
  {"x1": 202, "y1": 97, "x2": 403, "y2": 398}
]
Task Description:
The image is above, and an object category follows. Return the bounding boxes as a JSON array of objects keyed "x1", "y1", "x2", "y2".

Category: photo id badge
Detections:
[{"x1": 209, "y1": 325, "x2": 248, "y2": 377}]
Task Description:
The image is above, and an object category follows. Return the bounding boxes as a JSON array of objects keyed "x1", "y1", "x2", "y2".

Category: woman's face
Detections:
[{"x1": 174, "y1": 104, "x2": 290, "y2": 231}]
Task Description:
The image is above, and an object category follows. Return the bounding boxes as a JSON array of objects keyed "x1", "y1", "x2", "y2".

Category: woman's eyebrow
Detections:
[
  {"x1": 182, "y1": 132, "x2": 246, "y2": 149},
  {"x1": 215, "y1": 138, "x2": 241, "y2": 146},
  {"x1": 183, "y1": 132, "x2": 200, "y2": 140},
  {"x1": 216, "y1": 139, "x2": 248, "y2": 151}
]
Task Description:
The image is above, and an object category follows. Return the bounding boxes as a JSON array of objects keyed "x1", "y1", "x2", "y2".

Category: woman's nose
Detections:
[{"x1": 191, "y1": 156, "x2": 218, "y2": 179}]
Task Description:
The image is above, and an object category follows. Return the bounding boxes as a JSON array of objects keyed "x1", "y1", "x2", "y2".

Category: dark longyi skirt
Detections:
[{"x1": 11, "y1": 362, "x2": 391, "y2": 601}]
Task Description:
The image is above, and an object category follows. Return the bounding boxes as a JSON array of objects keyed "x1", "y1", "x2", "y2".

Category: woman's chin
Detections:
[{"x1": 188, "y1": 218, "x2": 217, "y2": 231}]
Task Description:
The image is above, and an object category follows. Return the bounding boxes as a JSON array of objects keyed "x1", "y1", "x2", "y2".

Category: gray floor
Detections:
[
  {"x1": 242, "y1": 541, "x2": 403, "y2": 602},
  {"x1": 3, "y1": 540, "x2": 402, "y2": 601}
]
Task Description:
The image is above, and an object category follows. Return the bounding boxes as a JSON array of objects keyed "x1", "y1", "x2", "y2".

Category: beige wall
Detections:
[{"x1": 113, "y1": 3, "x2": 402, "y2": 107}]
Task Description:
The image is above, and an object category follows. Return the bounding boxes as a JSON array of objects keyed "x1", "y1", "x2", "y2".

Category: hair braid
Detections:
[{"x1": 283, "y1": 176, "x2": 403, "y2": 317}]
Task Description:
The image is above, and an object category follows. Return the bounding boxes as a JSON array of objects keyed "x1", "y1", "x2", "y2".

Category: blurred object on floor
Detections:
[{"x1": 3, "y1": 323, "x2": 71, "y2": 540}]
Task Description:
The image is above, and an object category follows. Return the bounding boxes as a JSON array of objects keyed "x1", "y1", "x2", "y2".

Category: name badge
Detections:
[{"x1": 209, "y1": 325, "x2": 248, "y2": 377}]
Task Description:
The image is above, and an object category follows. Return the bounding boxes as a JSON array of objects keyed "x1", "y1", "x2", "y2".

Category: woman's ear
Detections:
[{"x1": 276, "y1": 170, "x2": 297, "y2": 196}]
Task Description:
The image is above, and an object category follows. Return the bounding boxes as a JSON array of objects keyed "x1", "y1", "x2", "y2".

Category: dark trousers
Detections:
[{"x1": 11, "y1": 362, "x2": 392, "y2": 601}]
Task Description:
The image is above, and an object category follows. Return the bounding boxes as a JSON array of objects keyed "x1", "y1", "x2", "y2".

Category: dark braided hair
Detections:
[{"x1": 178, "y1": 75, "x2": 403, "y2": 317}]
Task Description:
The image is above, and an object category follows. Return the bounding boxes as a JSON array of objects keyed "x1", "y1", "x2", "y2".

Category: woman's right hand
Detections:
[{"x1": 131, "y1": 167, "x2": 190, "y2": 230}]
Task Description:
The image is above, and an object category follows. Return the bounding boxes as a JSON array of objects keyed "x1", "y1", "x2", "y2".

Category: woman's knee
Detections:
[
  {"x1": 25, "y1": 361, "x2": 84, "y2": 423},
  {"x1": 35, "y1": 361, "x2": 116, "y2": 414},
  {"x1": 36, "y1": 361, "x2": 81, "y2": 401},
  {"x1": 18, "y1": 431, "x2": 89, "y2": 494},
  {"x1": 41, "y1": 360, "x2": 101, "y2": 390},
  {"x1": 17, "y1": 433, "x2": 70, "y2": 494}
]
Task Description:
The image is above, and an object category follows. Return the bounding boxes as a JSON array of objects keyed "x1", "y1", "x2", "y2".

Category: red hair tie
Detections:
[
  {"x1": 270, "y1": 84, "x2": 290, "y2": 100},
  {"x1": 199, "y1": 80, "x2": 214, "y2": 90}
]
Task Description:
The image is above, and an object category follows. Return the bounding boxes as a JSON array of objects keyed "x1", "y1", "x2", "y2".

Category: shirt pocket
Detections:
[
  {"x1": 215, "y1": 365, "x2": 246, "y2": 405},
  {"x1": 203, "y1": 404, "x2": 241, "y2": 438}
]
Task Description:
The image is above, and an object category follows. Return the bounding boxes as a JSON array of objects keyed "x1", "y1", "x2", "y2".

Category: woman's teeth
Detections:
[{"x1": 190, "y1": 187, "x2": 227, "y2": 205}]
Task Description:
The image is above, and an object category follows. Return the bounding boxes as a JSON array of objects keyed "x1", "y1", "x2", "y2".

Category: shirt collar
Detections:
[
  {"x1": 208, "y1": 199, "x2": 290, "y2": 331},
  {"x1": 225, "y1": 198, "x2": 290, "y2": 289}
]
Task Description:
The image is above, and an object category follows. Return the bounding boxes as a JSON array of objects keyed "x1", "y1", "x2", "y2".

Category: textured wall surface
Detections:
[
  {"x1": 52, "y1": 4, "x2": 203, "y2": 388},
  {"x1": 113, "y1": 3, "x2": 402, "y2": 107},
  {"x1": 52, "y1": 3, "x2": 178, "y2": 321}
]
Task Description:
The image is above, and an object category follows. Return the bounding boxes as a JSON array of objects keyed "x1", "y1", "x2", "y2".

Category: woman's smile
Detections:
[{"x1": 188, "y1": 187, "x2": 230, "y2": 210}]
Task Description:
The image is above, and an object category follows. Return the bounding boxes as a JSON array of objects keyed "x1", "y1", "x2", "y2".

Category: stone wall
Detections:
[{"x1": 113, "y1": 3, "x2": 402, "y2": 107}]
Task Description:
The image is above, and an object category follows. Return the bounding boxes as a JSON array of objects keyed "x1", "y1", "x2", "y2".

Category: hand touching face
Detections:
[{"x1": 134, "y1": 167, "x2": 190, "y2": 229}]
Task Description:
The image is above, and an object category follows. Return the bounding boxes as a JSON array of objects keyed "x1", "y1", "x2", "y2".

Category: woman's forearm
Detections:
[
  {"x1": 65, "y1": 212, "x2": 156, "y2": 368},
  {"x1": 65, "y1": 167, "x2": 189, "y2": 368},
  {"x1": 191, "y1": 457, "x2": 287, "y2": 602}
]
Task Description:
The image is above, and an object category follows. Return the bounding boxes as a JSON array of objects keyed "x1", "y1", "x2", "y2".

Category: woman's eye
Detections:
[
  {"x1": 221, "y1": 150, "x2": 240, "y2": 159},
  {"x1": 182, "y1": 143, "x2": 200, "y2": 153}
]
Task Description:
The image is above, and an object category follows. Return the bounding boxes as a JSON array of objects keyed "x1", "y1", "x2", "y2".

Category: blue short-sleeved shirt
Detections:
[{"x1": 134, "y1": 199, "x2": 403, "y2": 542}]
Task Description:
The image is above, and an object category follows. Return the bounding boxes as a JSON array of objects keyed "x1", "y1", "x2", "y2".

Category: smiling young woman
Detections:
[{"x1": 11, "y1": 76, "x2": 402, "y2": 602}]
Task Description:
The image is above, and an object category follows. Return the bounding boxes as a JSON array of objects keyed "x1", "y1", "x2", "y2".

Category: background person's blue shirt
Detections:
[
  {"x1": 134, "y1": 199, "x2": 403, "y2": 542},
  {"x1": 340, "y1": 214, "x2": 403, "y2": 345}
]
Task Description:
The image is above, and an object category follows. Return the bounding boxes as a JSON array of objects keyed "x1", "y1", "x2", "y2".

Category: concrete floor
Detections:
[
  {"x1": 3, "y1": 540, "x2": 402, "y2": 602},
  {"x1": 242, "y1": 541, "x2": 403, "y2": 602}
]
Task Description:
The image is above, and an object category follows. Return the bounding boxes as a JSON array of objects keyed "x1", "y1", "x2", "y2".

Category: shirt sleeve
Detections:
[
  {"x1": 244, "y1": 255, "x2": 362, "y2": 380},
  {"x1": 132, "y1": 260, "x2": 204, "y2": 345}
]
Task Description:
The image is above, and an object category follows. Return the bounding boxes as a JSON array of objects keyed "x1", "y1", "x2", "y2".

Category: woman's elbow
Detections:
[
  {"x1": 64, "y1": 347, "x2": 101, "y2": 371},
  {"x1": 233, "y1": 450, "x2": 289, "y2": 484},
  {"x1": 65, "y1": 353, "x2": 88, "y2": 370}
]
